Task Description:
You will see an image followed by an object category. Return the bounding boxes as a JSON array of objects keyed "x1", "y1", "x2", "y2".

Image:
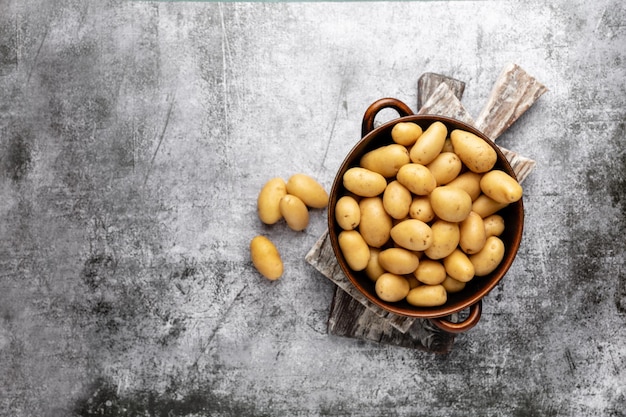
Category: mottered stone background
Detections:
[{"x1": 0, "y1": 0, "x2": 624, "y2": 416}]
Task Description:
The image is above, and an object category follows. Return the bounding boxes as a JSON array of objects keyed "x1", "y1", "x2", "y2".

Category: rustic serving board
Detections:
[{"x1": 306, "y1": 64, "x2": 547, "y2": 353}]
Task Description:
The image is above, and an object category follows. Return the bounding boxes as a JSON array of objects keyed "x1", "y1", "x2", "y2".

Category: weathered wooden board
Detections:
[{"x1": 417, "y1": 72, "x2": 466, "y2": 110}]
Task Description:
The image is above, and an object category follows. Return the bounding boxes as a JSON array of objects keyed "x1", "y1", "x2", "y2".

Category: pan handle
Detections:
[
  {"x1": 429, "y1": 300, "x2": 482, "y2": 334},
  {"x1": 361, "y1": 98, "x2": 414, "y2": 137}
]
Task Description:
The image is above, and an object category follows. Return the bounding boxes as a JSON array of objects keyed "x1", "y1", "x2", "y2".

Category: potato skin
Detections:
[
  {"x1": 472, "y1": 194, "x2": 509, "y2": 218},
  {"x1": 429, "y1": 186, "x2": 473, "y2": 223},
  {"x1": 360, "y1": 144, "x2": 410, "y2": 178},
  {"x1": 414, "y1": 259, "x2": 446, "y2": 285},
  {"x1": 410, "y1": 121, "x2": 447, "y2": 165},
  {"x1": 279, "y1": 194, "x2": 309, "y2": 231},
  {"x1": 257, "y1": 177, "x2": 287, "y2": 225},
  {"x1": 378, "y1": 248, "x2": 420, "y2": 275},
  {"x1": 359, "y1": 197, "x2": 392, "y2": 248},
  {"x1": 470, "y1": 236, "x2": 505, "y2": 276},
  {"x1": 424, "y1": 220, "x2": 460, "y2": 260},
  {"x1": 480, "y1": 170, "x2": 523, "y2": 204},
  {"x1": 390, "y1": 219, "x2": 433, "y2": 252},
  {"x1": 365, "y1": 248, "x2": 385, "y2": 282},
  {"x1": 391, "y1": 122, "x2": 423, "y2": 146},
  {"x1": 427, "y1": 152, "x2": 462, "y2": 185},
  {"x1": 443, "y1": 249, "x2": 475, "y2": 282},
  {"x1": 441, "y1": 276, "x2": 466, "y2": 293},
  {"x1": 338, "y1": 230, "x2": 370, "y2": 271},
  {"x1": 375, "y1": 273, "x2": 410, "y2": 302},
  {"x1": 484, "y1": 214, "x2": 505, "y2": 237},
  {"x1": 459, "y1": 211, "x2": 487, "y2": 254},
  {"x1": 396, "y1": 163, "x2": 437, "y2": 196},
  {"x1": 343, "y1": 167, "x2": 387, "y2": 197},
  {"x1": 383, "y1": 180, "x2": 412, "y2": 220},
  {"x1": 250, "y1": 236, "x2": 283, "y2": 280},
  {"x1": 286, "y1": 173, "x2": 329, "y2": 209},
  {"x1": 450, "y1": 129, "x2": 497, "y2": 173},
  {"x1": 335, "y1": 196, "x2": 360, "y2": 230},
  {"x1": 406, "y1": 284, "x2": 447, "y2": 307},
  {"x1": 446, "y1": 171, "x2": 483, "y2": 201},
  {"x1": 409, "y1": 196, "x2": 435, "y2": 223}
]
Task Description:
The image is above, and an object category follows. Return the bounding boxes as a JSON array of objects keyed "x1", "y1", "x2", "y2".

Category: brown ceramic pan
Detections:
[{"x1": 327, "y1": 98, "x2": 524, "y2": 333}]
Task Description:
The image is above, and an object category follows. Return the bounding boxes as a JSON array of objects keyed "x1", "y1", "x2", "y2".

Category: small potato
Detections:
[
  {"x1": 484, "y1": 214, "x2": 505, "y2": 237},
  {"x1": 338, "y1": 230, "x2": 370, "y2": 271},
  {"x1": 459, "y1": 211, "x2": 487, "y2": 255},
  {"x1": 391, "y1": 122, "x2": 423, "y2": 146},
  {"x1": 360, "y1": 144, "x2": 410, "y2": 178},
  {"x1": 429, "y1": 186, "x2": 473, "y2": 222},
  {"x1": 343, "y1": 167, "x2": 387, "y2": 197},
  {"x1": 406, "y1": 274, "x2": 421, "y2": 289},
  {"x1": 257, "y1": 177, "x2": 287, "y2": 225},
  {"x1": 286, "y1": 173, "x2": 329, "y2": 209},
  {"x1": 470, "y1": 236, "x2": 505, "y2": 276},
  {"x1": 472, "y1": 194, "x2": 509, "y2": 218},
  {"x1": 406, "y1": 284, "x2": 447, "y2": 307},
  {"x1": 424, "y1": 220, "x2": 460, "y2": 260},
  {"x1": 442, "y1": 138, "x2": 454, "y2": 153},
  {"x1": 396, "y1": 163, "x2": 437, "y2": 196},
  {"x1": 443, "y1": 249, "x2": 475, "y2": 283},
  {"x1": 365, "y1": 248, "x2": 385, "y2": 282},
  {"x1": 390, "y1": 219, "x2": 433, "y2": 252},
  {"x1": 335, "y1": 195, "x2": 360, "y2": 230},
  {"x1": 441, "y1": 276, "x2": 466, "y2": 293},
  {"x1": 378, "y1": 247, "x2": 420, "y2": 275},
  {"x1": 409, "y1": 196, "x2": 435, "y2": 223},
  {"x1": 427, "y1": 152, "x2": 462, "y2": 185},
  {"x1": 250, "y1": 236, "x2": 283, "y2": 280},
  {"x1": 375, "y1": 273, "x2": 411, "y2": 302},
  {"x1": 480, "y1": 170, "x2": 523, "y2": 204},
  {"x1": 279, "y1": 194, "x2": 309, "y2": 231},
  {"x1": 414, "y1": 259, "x2": 446, "y2": 285},
  {"x1": 359, "y1": 197, "x2": 392, "y2": 248},
  {"x1": 410, "y1": 121, "x2": 447, "y2": 165},
  {"x1": 450, "y1": 129, "x2": 497, "y2": 173},
  {"x1": 383, "y1": 180, "x2": 412, "y2": 220},
  {"x1": 446, "y1": 171, "x2": 483, "y2": 201}
]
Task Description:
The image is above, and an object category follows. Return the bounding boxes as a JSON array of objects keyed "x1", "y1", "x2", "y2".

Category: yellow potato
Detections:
[
  {"x1": 484, "y1": 214, "x2": 505, "y2": 237},
  {"x1": 343, "y1": 167, "x2": 387, "y2": 197},
  {"x1": 365, "y1": 248, "x2": 385, "y2": 282},
  {"x1": 427, "y1": 152, "x2": 462, "y2": 185},
  {"x1": 286, "y1": 173, "x2": 329, "y2": 209},
  {"x1": 409, "y1": 121, "x2": 447, "y2": 165},
  {"x1": 472, "y1": 194, "x2": 509, "y2": 218},
  {"x1": 335, "y1": 195, "x2": 360, "y2": 230},
  {"x1": 359, "y1": 197, "x2": 392, "y2": 248},
  {"x1": 279, "y1": 194, "x2": 309, "y2": 231},
  {"x1": 391, "y1": 122, "x2": 423, "y2": 146},
  {"x1": 406, "y1": 284, "x2": 447, "y2": 307},
  {"x1": 443, "y1": 249, "x2": 475, "y2": 282},
  {"x1": 375, "y1": 273, "x2": 410, "y2": 302},
  {"x1": 396, "y1": 163, "x2": 437, "y2": 196},
  {"x1": 250, "y1": 236, "x2": 283, "y2": 280},
  {"x1": 442, "y1": 138, "x2": 454, "y2": 153},
  {"x1": 441, "y1": 276, "x2": 466, "y2": 293},
  {"x1": 409, "y1": 196, "x2": 435, "y2": 223},
  {"x1": 378, "y1": 247, "x2": 420, "y2": 275},
  {"x1": 446, "y1": 171, "x2": 483, "y2": 201},
  {"x1": 406, "y1": 274, "x2": 421, "y2": 289},
  {"x1": 338, "y1": 230, "x2": 370, "y2": 271},
  {"x1": 257, "y1": 177, "x2": 287, "y2": 225},
  {"x1": 470, "y1": 236, "x2": 505, "y2": 276},
  {"x1": 429, "y1": 186, "x2": 473, "y2": 222},
  {"x1": 480, "y1": 170, "x2": 523, "y2": 204},
  {"x1": 360, "y1": 144, "x2": 410, "y2": 178},
  {"x1": 390, "y1": 219, "x2": 433, "y2": 251},
  {"x1": 459, "y1": 211, "x2": 487, "y2": 255},
  {"x1": 382, "y1": 180, "x2": 412, "y2": 220},
  {"x1": 424, "y1": 220, "x2": 460, "y2": 260},
  {"x1": 414, "y1": 259, "x2": 446, "y2": 285},
  {"x1": 450, "y1": 129, "x2": 497, "y2": 173}
]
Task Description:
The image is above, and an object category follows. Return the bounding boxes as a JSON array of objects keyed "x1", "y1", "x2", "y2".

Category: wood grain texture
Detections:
[{"x1": 417, "y1": 72, "x2": 466, "y2": 110}]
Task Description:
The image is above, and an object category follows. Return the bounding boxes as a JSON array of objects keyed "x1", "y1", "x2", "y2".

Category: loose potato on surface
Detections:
[
  {"x1": 286, "y1": 173, "x2": 329, "y2": 209},
  {"x1": 257, "y1": 177, "x2": 287, "y2": 225},
  {"x1": 279, "y1": 194, "x2": 309, "y2": 231},
  {"x1": 250, "y1": 236, "x2": 283, "y2": 280}
]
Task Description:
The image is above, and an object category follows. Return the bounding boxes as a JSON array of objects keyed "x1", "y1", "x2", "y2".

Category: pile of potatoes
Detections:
[
  {"x1": 335, "y1": 121, "x2": 522, "y2": 307},
  {"x1": 251, "y1": 174, "x2": 329, "y2": 280}
]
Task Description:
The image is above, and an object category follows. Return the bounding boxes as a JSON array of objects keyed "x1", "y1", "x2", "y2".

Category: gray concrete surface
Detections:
[{"x1": 0, "y1": 0, "x2": 624, "y2": 416}]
